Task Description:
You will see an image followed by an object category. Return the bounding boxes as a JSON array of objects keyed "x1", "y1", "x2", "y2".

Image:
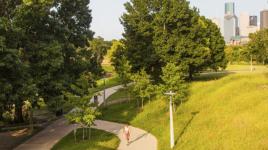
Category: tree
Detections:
[
  {"x1": 14, "y1": 0, "x2": 66, "y2": 113},
  {"x1": 122, "y1": 0, "x2": 227, "y2": 80},
  {"x1": 0, "y1": 0, "x2": 101, "y2": 124},
  {"x1": 89, "y1": 37, "x2": 111, "y2": 66},
  {"x1": 111, "y1": 41, "x2": 132, "y2": 84},
  {"x1": 65, "y1": 72, "x2": 100, "y2": 142},
  {"x1": 0, "y1": 35, "x2": 37, "y2": 123},
  {"x1": 247, "y1": 29, "x2": 268, "y2": 64},
  {"x1": 121, "y1": 0, "x2": 163, "y2": 80},
  {"x1": 225, "y1": 45, "x2": 249, "y2": 64},
  {"x1": 201, "y1": 17, "x2": 227, "y2": 71},
  {"x1": 161, "y1": 63, "x2": 187, "y2": 106},
  {"x1": 131, "y1": 69, "x2": 152, "y2": 108}
]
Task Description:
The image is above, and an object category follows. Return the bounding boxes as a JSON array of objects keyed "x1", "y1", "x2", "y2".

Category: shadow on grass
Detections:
[
  {"x1": 193, "y1": 72, "x2": 234, "y2": 82},
  {"x1": 175, "y1": 111, "x2": 199, "y2": 146},
  {"x1": 99, "y1": 100, "x2": 140, "y2": 124}
]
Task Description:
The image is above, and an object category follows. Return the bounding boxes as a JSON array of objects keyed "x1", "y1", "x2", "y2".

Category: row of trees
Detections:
[
  {"x1": 225, "y1": 29, "x2": 268, "y2": 65},
  {"x1": 112, "y1": 0, "x2": 227, "y2": 106},
  {"x1": 0, "y1": 0, "x2": 108, "y2": 125}
]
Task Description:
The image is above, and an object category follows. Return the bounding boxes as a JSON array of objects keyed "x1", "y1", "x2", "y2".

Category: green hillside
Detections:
[{"x1": 100, "y1": 73, "x2": 268, "y2": 150}]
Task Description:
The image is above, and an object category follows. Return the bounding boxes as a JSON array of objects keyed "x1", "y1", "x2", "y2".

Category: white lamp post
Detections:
[
  {"x1": 103, "y1": 78, "x2": 106, "y2": 105},
  {"x1": 164, "y1": 91, "x2": 175, "y2": 149}
]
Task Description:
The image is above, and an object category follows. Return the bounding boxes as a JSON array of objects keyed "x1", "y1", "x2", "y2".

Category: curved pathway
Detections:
[
  {"x1": 93, "y1": 120, "x2": 157, "y2": 150},
  {"x1": 15, "y1": 85, "x2": 157, "y2": 150}
]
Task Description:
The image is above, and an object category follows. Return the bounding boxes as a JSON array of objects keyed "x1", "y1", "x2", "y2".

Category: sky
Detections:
[{"x1": 90, "y1": 0, "x2": 268, "y2": 40}]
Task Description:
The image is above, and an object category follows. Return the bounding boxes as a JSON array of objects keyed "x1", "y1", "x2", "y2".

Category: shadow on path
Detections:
[
  {"x1": 175, "y1": 111, "x2": 199, "y2": 146},
  {"x1": 129, "y1": 132, "x2": 149, "y2": 145}
]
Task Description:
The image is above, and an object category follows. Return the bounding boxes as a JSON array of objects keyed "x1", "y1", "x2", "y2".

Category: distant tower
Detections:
[
  {"x1": 260, "y1": 10, "x2": 268, "y2": 29},
  {"x1": 224, "y1": 2, "x2": 239, "y2": 42},
  {"x1": 225, "y1": 2, "x2": 235, "y2": 15}
]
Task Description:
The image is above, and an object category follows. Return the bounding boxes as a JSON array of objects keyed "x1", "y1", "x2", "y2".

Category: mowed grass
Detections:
[
  {"x1": 106, "y1": 88, "x2": 133, "y2": 102},
  {"x1": 226, "y1": 64, "x2": 268, "y2": 72},
  {"x1": 52, "y1": 128, "x2": 119, "y2": 150},
  {"x1": 100, "y1": 73, "x2": 268, "y2": 150}
]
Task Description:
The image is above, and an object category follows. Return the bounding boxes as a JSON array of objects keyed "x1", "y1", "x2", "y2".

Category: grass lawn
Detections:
[
  {"x1": 106, "y1": 88, "x2": 133, "y2": 102},
  {"x1": 226, "y1": 64, "x2": 268, "y2": 72},
  {"x1": 100, "y1": 73, "x2": 268, "y2": 150},
  {"x1": 91, "y1": 75, "x2": 121, "y2": 93},
  {"x1": 52, "y1": 128, "x2": 119, "y2": 150}
]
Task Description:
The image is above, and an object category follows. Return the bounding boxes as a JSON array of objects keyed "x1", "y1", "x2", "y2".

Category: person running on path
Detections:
[{"x1": 123, "y1": 124, "x2": 130, "y2": 144}]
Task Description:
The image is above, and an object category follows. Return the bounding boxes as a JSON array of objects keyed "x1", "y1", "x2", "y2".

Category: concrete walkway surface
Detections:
[
  {"x1": 15, "y1": 84, "x2": 158, "y2": 150},
  {"x1": 14, "y1": 118, "x2": 76, "y2": 150},
  {"x1": 93, "y1": 120, "x2": 157, "y2": 150}
]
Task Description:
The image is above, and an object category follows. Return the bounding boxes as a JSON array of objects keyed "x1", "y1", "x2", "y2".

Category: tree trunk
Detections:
[
  {"x1": 136, "y1": 98, "x2": 139, "y2": 108},
  {"x1": 0, "y1": 106, "x2": 3, "y2": 121},
  {"x1": 83, "y1": 127, "x2": 85, "y2": 141},
  {"x1": 29, "y1": 108, "x2": 34, "y2": 134},
  {"x1": 74, "y1": 126, "x2": 77, "y2": 143},
  {"x1": 88, "y1": 128, "x2": 91, "y2": 140},
  {"x1": 173, "y1": 102, "x2": 176, "y2": 112},
  {"x1": 127, "y1": 90, "x2": 130, "y2": 103},
  {"x1": 141, "y1": 98, "x2": 144, "y2": 109},
  {"x1": 189, "y1": 68, "x2": 193, "y2": 81},
  {"x1": 14, "y1": 102, "x2": 24, "y2": 123}
]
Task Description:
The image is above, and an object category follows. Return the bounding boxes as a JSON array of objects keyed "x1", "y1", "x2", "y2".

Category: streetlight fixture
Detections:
[
  {"x1": 164, "y1": 91, "x2": 176, "y2": 149},
  {"x1": 103, "y1": 78, "x2": 106, "y2": 106}
]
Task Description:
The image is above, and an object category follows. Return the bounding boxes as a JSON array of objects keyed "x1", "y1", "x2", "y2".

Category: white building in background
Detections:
[
  {"x1": 240, "y1": 12, "x2": 259, "y2": 37},
  {"x1": 211, "y1": 17, "x2": 224, "y2": 35}
]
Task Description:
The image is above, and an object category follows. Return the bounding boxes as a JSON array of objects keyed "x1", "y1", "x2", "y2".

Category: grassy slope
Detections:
[
  {"x1": 100, "y1": 73, "x2": 268, "y2": 150},
  {"x1": 106, "y1": 88, "x2": 133, "y2": 102},
  {"x1": 52, "y1": 128, "x2": 119, "y2": 150}
]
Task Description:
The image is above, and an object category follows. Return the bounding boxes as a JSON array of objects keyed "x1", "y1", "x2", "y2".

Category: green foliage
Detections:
[
  {"x1": 65, "y1": 72, "x2": 100, "y2": 128},
  {"x1": 121, "y1": 0, "x2": 162, "y2": 80},
  {"x1": 0, "y1": 0, "x2": 102, "y2": 124},
  {"x1": 131, "y1": 69, "x2": 152, "y2": 108},
  {"x1": 161, "y1": 63, "x2": 188, "y2": 104},
  {"x1": 225, "y1": 45, "x2": 250, "y2": 64},
  {"x1": 121, "y1": 0, "x2": 227, "y2": 80},
  {"x1": 247, "y1": 29, "x2": 268, "y2": 64},
  {"x1": 89, "y1": 37, "x2": 111, "y2": 73}
]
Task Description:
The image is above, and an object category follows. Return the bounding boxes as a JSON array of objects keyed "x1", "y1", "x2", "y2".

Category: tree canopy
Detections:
[
  {"x1": 120, "y1": 0, "x2": 227, "y2": 80},
  {"x1": 0, "y1": 0, "x2": 101, "y2": 123}
]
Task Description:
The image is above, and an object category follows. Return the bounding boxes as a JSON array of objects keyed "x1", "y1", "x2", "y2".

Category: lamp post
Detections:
[
  {"x1": 103, "y1": 78, "x2": 106, "y2": 105},
  {"x1": 165, "y1": 91, "x2": 175, "y2": 149}
]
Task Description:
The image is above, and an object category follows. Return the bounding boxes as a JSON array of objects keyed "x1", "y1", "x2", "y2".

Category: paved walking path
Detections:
[
  {"x1": 15, "y1": 85, "x2": 157, "y2": 150},
  {"x1": 93, "y1": 120, "x2": 157, "y2": 150}
]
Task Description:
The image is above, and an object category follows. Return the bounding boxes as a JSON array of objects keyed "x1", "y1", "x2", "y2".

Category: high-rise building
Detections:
[
  {"x1": 224, "y1": 2, "x2": 238, "y2": 42},
  {"x1": 225, "y1": 2, "x2": 235, "y2": 15},
  {"x1": 240, "y1": 12, "x2": 259, "y2": 37},
  {"x1": 260, "y1": 10, "x2": 268, "y2": 29}
]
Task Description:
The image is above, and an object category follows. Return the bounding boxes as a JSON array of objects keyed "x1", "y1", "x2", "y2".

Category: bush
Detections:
[{"x1": 2, "y1": 111, "x2": 14, "y2": 123}]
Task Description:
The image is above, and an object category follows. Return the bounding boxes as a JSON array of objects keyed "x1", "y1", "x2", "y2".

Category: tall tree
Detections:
[
  {"x1": 161, "y1": 63, "x2": 187, "y2": 106},
  {"x1": 122, "y1": 0, "x2": 227, "y2": 80},
  {"x1": 89, "y1": 36, "x2": 111, "y2": 75},
  {"x1": 14, "y1": 0, "x2": 66, "y2": 112},
  {"x1": 131, "y1": 69, "x2": 151, "y2": 108},
  {"x1": 121, "y1": 0, "x2": 162, "y2": 80},
  {"x1": 247, "y1": 29, "x2": 268, "y2": 64}
]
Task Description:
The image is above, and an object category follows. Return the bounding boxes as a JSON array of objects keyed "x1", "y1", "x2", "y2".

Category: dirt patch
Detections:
[{"x1": 0, "y1": 128, "x2": 32, "y2": 150}]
